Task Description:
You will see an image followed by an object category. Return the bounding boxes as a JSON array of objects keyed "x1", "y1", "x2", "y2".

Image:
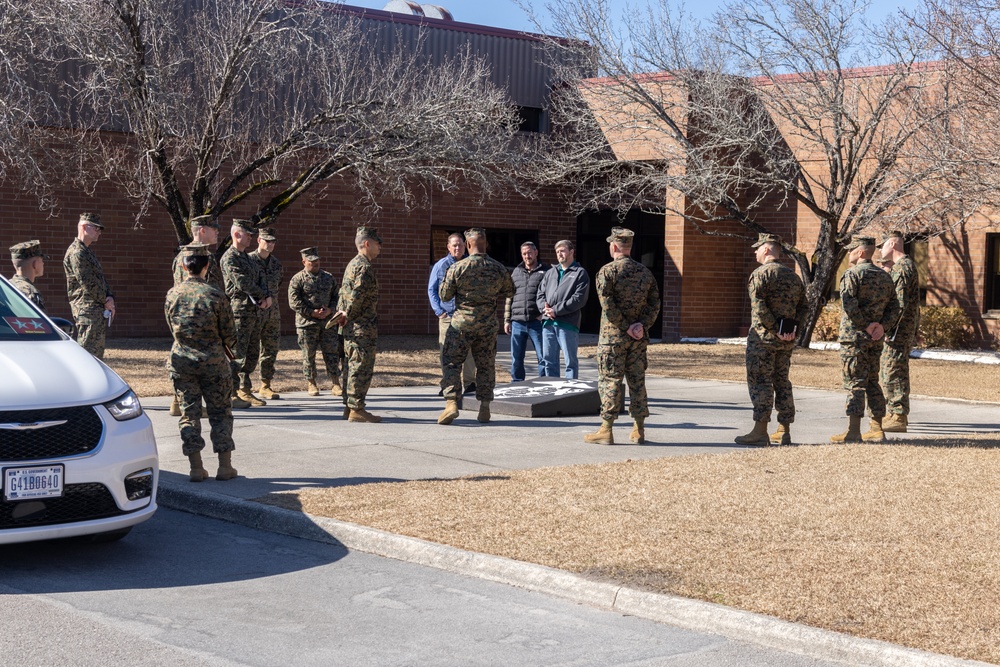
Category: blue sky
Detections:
[{"x1": 343, "y1": 0, "x2": 924, "y2": 33}]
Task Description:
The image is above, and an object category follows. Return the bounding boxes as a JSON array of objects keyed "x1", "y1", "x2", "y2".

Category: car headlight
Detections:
[{"x1": 104, "y1": 390, "x2": 144, "y2": 421}]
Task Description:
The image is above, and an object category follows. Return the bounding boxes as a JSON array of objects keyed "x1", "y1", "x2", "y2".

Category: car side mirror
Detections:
[{"x1": 50, "y1": 317, "x2": 75, "y2": 337}]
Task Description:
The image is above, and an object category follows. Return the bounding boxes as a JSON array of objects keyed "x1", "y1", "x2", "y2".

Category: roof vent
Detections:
[{"x1": 382, "y1": 1, "x2": 453, "y2": 20}]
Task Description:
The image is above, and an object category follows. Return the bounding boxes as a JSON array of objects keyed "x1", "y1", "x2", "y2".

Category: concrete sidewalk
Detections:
[{"x1": 144, "y1": 357, "x2": 999, "y2": 667}]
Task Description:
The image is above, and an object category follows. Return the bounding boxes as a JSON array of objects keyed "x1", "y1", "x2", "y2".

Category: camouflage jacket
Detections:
[
  {"x1": 748, "y1": 260, "x2": 807, "y2": 348},
  {"x1": 221, "y1": 246, "x2": 270, "y2": 315},
  {"x1": 440, "y1": 253, "x2": 514, "y2": 332},
  {"x1": 288, "y1": 268, "x2": 338, "y2": 328},
  {"x1": 172, "y1": 252, "x2": 223, "y2": 291},
  {"x1": 596, "y1": 256, "x2": 661, "y2": 344},
  {"x1": 63, "y1": 238, "x2": 112, "y2": 313},
  {"x1": 10, "y1": 276, "x2": 44, "y2": 311},
  {"x1": 838, "y1": 259, "x2": 900, "y2": 344},
  {"x1": 250, "y1": 250, "x2": 283, "y2": 315},
  {"x1": 338, "y1": 254, "x2": 379, "y2": 337},
  {"x1": 888, "y1": 255, "x2": 920, "y2": 344},
  {"x1": 164, "y1": 277, "x2": 236, "y2": 373}
]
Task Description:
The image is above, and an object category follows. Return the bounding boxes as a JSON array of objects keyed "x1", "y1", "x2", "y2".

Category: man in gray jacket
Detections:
[{"x1": 537, "y1": 240, "x2": 590, "y2": 378}]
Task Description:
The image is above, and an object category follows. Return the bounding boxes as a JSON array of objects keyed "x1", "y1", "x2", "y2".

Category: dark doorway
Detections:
[
  {"x1": 575, "y1": 209, "x2": 665, "y2": 338},
  {"x1": 985, "y1": 234, "x2": 1000, "y2": 314}
]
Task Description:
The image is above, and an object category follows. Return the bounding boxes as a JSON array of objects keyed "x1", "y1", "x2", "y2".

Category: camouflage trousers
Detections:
[
  {"x1": 72, "y1": 305, "x2": 107, "y2": 359},
  {"x1": 344, "y1": 332, "x2": 377, "y2": 410},
  {"x1": 441, "y1": 323, "x2": 497, "y2": 401},
  {"x1": 840, "y1": 340, "x2": 886, "y2": 418},
  {"x1": 880, "y1": 340, "x2": 912, "y2": 416},
  {"x1": 258, "y1": 306, "x2": 281, "y2": 382},
  {"x1": 170, "y1": 361, "x2": 234, "y2": 456},
  {"x1": 230, "y1": 309, "x2": 262, "y2": 393},
  {"x1": 745, "y1": 333, "x2": 795, "y2": 423},
  {"x1": 597, "y1": 338, "x2": 649, "y2": 422},
  {"x1": 296, "y1": 325, "x2": 341, "y2": 384}
]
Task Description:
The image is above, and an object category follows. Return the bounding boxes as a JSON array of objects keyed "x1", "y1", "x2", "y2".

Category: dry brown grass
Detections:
[{"x1": 260, "y1": 443, "x2": 1000, "y2": 664}]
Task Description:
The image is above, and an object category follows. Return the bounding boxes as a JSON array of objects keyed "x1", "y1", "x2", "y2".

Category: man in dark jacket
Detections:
[
  {"x1": 503, "y1": 241, "x2": 550, "y2": 381},
  {"x1": 537, "y1": 240, "x2": 589, "y2": 378}
]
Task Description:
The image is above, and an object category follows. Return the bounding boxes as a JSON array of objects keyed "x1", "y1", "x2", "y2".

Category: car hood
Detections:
[{"x1": 0, "y1": 339, "x2": 130, "y2": 410}]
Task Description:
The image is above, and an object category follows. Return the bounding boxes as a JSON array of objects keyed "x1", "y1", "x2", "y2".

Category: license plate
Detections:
[{"x1": 3, "y1": 465, "x2": 64, "y2": 501}]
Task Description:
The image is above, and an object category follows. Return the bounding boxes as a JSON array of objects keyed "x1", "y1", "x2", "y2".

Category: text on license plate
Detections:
[{"x1": 3, "y1": 465, "x2": 64, "y2": 501}]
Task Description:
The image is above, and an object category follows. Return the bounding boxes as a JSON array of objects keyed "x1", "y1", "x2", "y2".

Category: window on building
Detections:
[
  {"x1": 429, "y1": 227, "x2": 539, "y2": 269},
  {"x1": 984, "y1": 234, "x2": 1000, "y2": 313},
  {"x1": 517, "y1": 106, "x2": 544, "y2": 133}
]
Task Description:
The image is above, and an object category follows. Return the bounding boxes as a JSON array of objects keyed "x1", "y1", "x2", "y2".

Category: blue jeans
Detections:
[
  {"x1": 510, "y1": 319, "x2": 544, "y2": 381},
  {"x1": 541, "y1": 326, "x2": 580, "y2": 379}
]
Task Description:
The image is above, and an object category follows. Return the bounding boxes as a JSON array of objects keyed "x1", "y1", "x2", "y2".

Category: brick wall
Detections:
[{"x1": 1, "y1": 178, "x2": 577, "y2": 338}]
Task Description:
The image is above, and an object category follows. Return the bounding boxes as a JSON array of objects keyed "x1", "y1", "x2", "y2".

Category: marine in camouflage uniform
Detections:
[
  {"x1": 63, "y1": 212, "x2": 114, "y2": 359},
  {"x1": 833, "y1": 235, "x2": 901, "y2": 443},
  {"x1": 585, "y1": 227, "x2": 661, "y2": 445},
  {"x1": 8, "y1": 240, "x2": 47, "y2": 311},
  {"x1": 333, "y1": 226, "x2": 382, "y2": 422},
  {"x1": 164, "y1": 243, "x2": 238, "y2": 482},
  {"x1": 250, "y1": 228, "x2": 283, "y2": 398},
  {"x1": 735, "y1": 233, "x2": 808, "y2": 447},
  {"x1": 221, "y1": 219, "x2": 271, "y2": 404},
  {"x1": 877, "y1": 231, "x2": 920, "y2": 431},
  {"x1": 288, "y1": 247, "x2": 340, "y2": 392},
  {"x1": 436, "y1": 228, "x2": 515, "y2": 425}
]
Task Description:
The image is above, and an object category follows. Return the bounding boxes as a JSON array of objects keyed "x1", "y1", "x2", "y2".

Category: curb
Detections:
[
  {"x1": 158, "y1": 482, "x2": 991, "y2": 667},
  {"x1": 680, "y1": 337, "x2": 1000, "y2": 364}
]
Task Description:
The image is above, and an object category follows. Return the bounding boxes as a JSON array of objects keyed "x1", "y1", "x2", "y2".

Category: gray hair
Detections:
[{"x1": 554, "y1": 239, "x2": 575, "y2": 251}]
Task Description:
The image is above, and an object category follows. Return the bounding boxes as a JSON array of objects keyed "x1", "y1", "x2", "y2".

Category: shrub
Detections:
[
  {"x1": 812, "y1": 302, "x2": 842, "y2": 342},
  {"x1": 918, "y1": 306, "x2": 973, "y2": 349}
]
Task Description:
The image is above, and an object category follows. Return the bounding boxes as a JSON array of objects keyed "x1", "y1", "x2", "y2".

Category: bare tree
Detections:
[
  {"x1": 5, "y1": 0, "x2": 525, "y2": 243},
  {"x1": 528, "y1": 0, "x2": 976, "y2": 344}
]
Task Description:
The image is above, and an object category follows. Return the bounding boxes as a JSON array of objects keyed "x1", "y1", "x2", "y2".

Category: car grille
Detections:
[
  {"x1": 0, "y1": 483, "x2": 126, "y2": 529},
  {"x1": 0, "y1": 406, "x2": 104, "y2": 462}
]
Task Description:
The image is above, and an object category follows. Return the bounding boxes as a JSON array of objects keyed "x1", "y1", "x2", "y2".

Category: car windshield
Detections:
[{"x1": 0, "y1": 277, "x2": 62, "y2": 341}]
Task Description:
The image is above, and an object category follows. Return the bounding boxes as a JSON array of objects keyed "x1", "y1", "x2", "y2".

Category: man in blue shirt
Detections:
[{"x1": 428, "y1": 233, "x2": 474, "y2": 393}]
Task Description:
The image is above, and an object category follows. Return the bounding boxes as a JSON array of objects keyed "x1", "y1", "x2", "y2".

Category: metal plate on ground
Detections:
[{"x1": 465, "y1": 378, "x2": 600, "y2": 418}]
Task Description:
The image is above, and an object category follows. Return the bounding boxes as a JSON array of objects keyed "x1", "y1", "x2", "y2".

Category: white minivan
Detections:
[{"x1": 0, "y1": 275, "x2": 158, "y2": 544}]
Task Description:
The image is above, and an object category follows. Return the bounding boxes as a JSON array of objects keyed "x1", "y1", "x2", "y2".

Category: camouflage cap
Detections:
[
  {"x1": 464, "y1": 228, "x2": 486, "y2": 240},
  {"x1": 79, "y1": 212, "x2": 103, "y2": 229},
  {"x1": 10, "y1": 240, "x2": 48, "y2": 261},
  {"x1": 606, "y1": 226, "x2": 635, "y2": 244},
  {"x1": 179, "y1": 242, "x2": 213, "y2": 258},
  {"x1": 190, "y1": 214, "x2": 219, "y2": 230},
  {"x1": 876, "y1": 230, "x2": 904, "y2": 248},
  {"x1": 232, "y1": 218, "x2": 258, "y2": 234},
  {"x1": 845, "y1": 235, "x2": 876, "y2": 250},
  {"x1": 259, "y1": 228, "x2": 277, "y2": 242},
  {"x1": 300, "y1": 246, "x2": 320, "y2": 261},
  {"x1": 751, "y1": 232, "x2": 783, "y2": 248},
  {"x1": 357, "y1": 226, "x2": 383, "y2": 244}
]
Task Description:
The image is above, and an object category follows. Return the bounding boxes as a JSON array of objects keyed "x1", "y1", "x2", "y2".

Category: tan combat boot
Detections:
[
  {"x1": 237, "y1": 389, "x2": 266, "y2": 407},
  {"x1": 862, "y1": 417, "x2": 887, "y2": 443},
  {"x1": 477, "y1": 401, "x2": 491, "y2": 423},
  {"x1": 259, "y1": 381, "x2": 280, "y2": 400},
  {"x1": 231, "y1": 392, "x2": 252, "y2": 409},
  {"x1": 169, "y1": 395, "x2": 181, "y2": 417},
  {"x1": 188, "y1": 452, "x2": 209, "y2": 483},
  {"x1": 770, "y1": 423, "x2": 791, "y2": 446},
  {"x1": 307, "y1": 381, "x2": 320, "y2": 397},
  {"x1": 882, "y1": 414, "x2": 907, "y2": 433},
  {"x1": 438, "y1": 400, "x2": 460, "y2": 425},
  {"x1": 216, "y1": 450, "x2": 238, "y2": 481},
  {"x1": 830, "y1": 416, "x2": 863, "y2": 443},
  {"x1": 331, "y1": 382, "x2": 343, "y2": 397},
  {"x1": 348, "y1": 407, "x2": 382, "y2": 423},
  {"x1": 735, "y1": 420, "x2": 770, "y2": 446},
  {"x1": 584, "y1": 420, "x2": 615, "y2": 445},
  {"x1": 629, "y1": 419, "x2": 645, "y2": 444}
]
